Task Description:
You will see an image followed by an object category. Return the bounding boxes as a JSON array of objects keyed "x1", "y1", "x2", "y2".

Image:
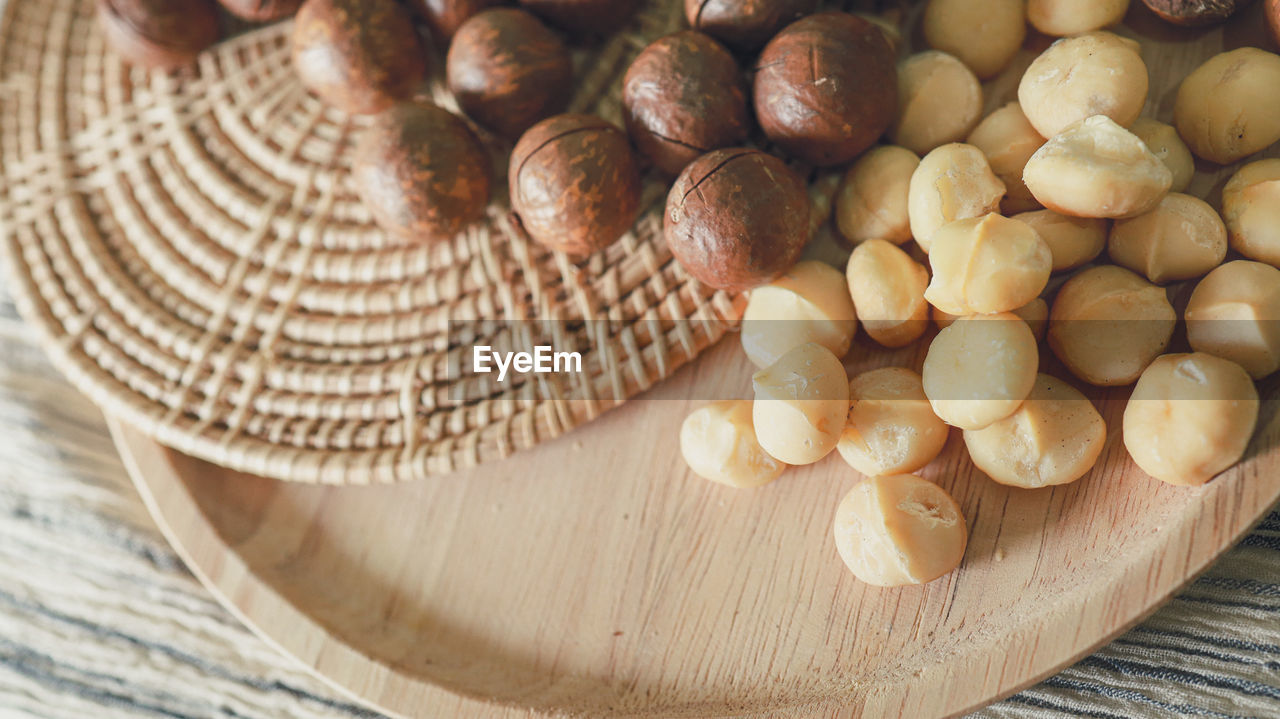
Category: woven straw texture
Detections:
[{"x1": 0, "y1": 0, "x2": 745, "y2": 484}]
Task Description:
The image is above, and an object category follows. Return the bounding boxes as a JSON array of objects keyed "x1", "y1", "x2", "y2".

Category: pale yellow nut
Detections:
[
  {"x1": 741, "y1": 260, "x2": 858, "y2": 369},
  {"x1": 1012, "y1": 209, "x2": 1107, "y2": 273},
  {"x1": 833, "y1": 474, "x2": 967, "y2": 587},
  {"x1": 967, "y1": 102, "x2": 1047, "y2": 214},
  {"x1": 1018, "y1": 32, "x2": 1147, "y2": 139},
  {"x1": 932, "y1": 298, "x2": 1049, "y2": 342},
  {"x1": 1186, "y1": 260, "x2": 1280, "y2": 380},
  {"x1": 892, "y1": 51, "x2": 984, "y2": 156},
  {"x1": 1048, "y1": 265, "x2": 1175, "y2": 386},
  {"x1": 922, "y1": 0, "x2": 1026, "y2": 79},
  {"x1": 908, "y1": 143, "x2": 1006, "y2": 253},
  {"x1": 1107, "y1": 193, "x2": 1227, "y2": 285},
  {"x1": 846, "y1": 240, "x2": 930, "y2": 348},
  {"x1": 1129, "y1": 118, "x2": 1194, "y2": 194},
  {"x1": 680, "y1": 400, "x2": 787, "y2": 488},
  {"x1": 1174, "y1": 48, "x2": 1280, "y2": 165},
  {"x1": 925, "y1": 214, "x2": 1051, "y2": 316},
  {"x1": 1023, "y1": 115, "x2": 1172, "y2": 220},
  {"x1": 963, "y1": 374, "x2": 1106, "y2": 489},
  {"x1": 1027, "y1": 0, "x2": 1129, "y2": 36},
  {"x1": 1222, "y1": 159, "x2": 1280, "y2": 268},
  {"x1": 1123, "y1": 353, "x2": 1258, "y2": 487},
  {"x1": 835, "y1": 146, "x2": 920, "y2": 246},
  {"x1": 837, "y1": 368, "x2": 950, "y2": 477},
  {"x1": 923, "y1": 313, "x2": 1039, "y2": 430},
  {"x1": 752, "y1": 342, "x2": 850, "y2": 465}
]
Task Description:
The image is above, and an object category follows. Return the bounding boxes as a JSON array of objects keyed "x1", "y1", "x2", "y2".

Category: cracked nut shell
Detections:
[{"x1": 97, "y1": 0, "x2": 221, "y2": 68}]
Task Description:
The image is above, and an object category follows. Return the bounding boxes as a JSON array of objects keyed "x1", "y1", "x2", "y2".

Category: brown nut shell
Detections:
[
  {"x1": 414, "y1": 0, "x2": 506, "y2": 42},
  {"x1": 510, "y1": 114, "x2": 641, "y2": 256},
  {"x1": 623, "y1": 31, "x2": 750, "y2": 177},
  {"x1": 664, "y1": 148, "x2": 810, "y2": 292},
  {"x1": 1270, "y1": 0, "x2": 1280, "y2": 45},
  {"x1": 97, "y1": 0, "x2": 221, "y2": 69},
  {"x1": 752, "y1": 12, "x2": 897, "y2": 167},
  {"x1": 518, "y1": 0, "x2": 638, "y2": 35},
  {"x1": 447, "y1": 9, "x2": 571, "y2": 139},
  {"x1": 292, "y1": 0, "x2": 427, "y2": 116},
  {"x1": 1142, "y1": 0, "x2": 1244, "y2": 25},
  {"x1": 217, "y1": 0, "x2": 302, "y2": 21},
  {"x1": 685, "y1": 0, "x2": 818, "y2": 51}
]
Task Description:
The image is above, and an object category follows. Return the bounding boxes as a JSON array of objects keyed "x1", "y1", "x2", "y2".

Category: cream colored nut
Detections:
[
  {"x1": 846, "y1": 240, "x2": 930, "y2": 348},
  {"x1": 967, "y1": 102, "x2": 1047, "y2": 214},
  {"x1": 892, "y1": 51, "x2": 984, "y2": 156},
  {"x1": 922, "y1": 0, "x2": 1026, "y2": 79},
  {"x1": 1018, "y1": 32, "x2": 1147, "y2": 139},
  {"x1": 835, "y1": 146, "x2": 920, "y2": 246},
  {"x1": 1129, "y1": 118, "x2": 1194, "y2": 194},
  {"x1": 1186, "y1": 260, "x2": 1280, "y2": 379},
  {"x1": 854, "y1": 12, "x2": 904, "y2": 54},
  {"x1": 1174, "y1": 48, "x2": 1280, "y2": 165},
  {"x1": 680, "y1": 400, "x2": 787, "y2": 488},
  {"x1": 923, "y1": 313, "x2": 1039, "y2": 430},
  {"x1": 925, "y1": 214, "x2": 1051, "y2": 316},
  {"x1": 963, "y1": 374, "x2": 1106, "y2": 489},
  {"x1": 741, "y1": 261, "x2": 858, "y2": 369},
  {"x1": 932, "y1": 298, "x2": 1049, "y2": 342},
  {"x1": 752, "y1": 342, "x2": 850, "y2": 465},
  {"x1": 1222, "y1": 159, "x2": 1280, "y2": 267},
  {"x1": 1123, "y1": 353, "x2": 1259, "y2": 486},
  {"x1": 1048, "y1": 265, "x2": 1175, "y2": 386},
  {"x1": 1027, "y1": 0, "x2": 1129, "y2": 37},
  {"x1": 833, "y1": 474, "x2": 967, "y2": 587},
  {"x1": 908, "y1": 143, "x2": 1006, "y2": 252},
  {"x1": 1023, "y1": 115, "x2": 1172, "y2": 220},
  {"x1": 1108, "y1": 193, "x2": 1227, "y2": 285},
  {"x1": 1012, "y1": 209, "x2": 1107, "y2": 272},
  {"x1": 837, "y1": 368, "x2": 950, "y2": 477}
]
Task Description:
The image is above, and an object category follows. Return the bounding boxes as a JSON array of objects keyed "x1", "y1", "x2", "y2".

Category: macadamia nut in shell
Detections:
[
  {"x1": 833, "y1": 475, "x2": 967, "y2": 586},
  {"x1": 923, "y1": 314, "x2": 1039, "y2": 430},
  {"x1": 838, "y1": 368, "x2": 950, "y2": 477},
  {"x1": 741, "y1": 261, "x2": 858, "y2": 368},
  {"x1": 681, "y1": 400, "x2": 787, "y2": 488},
  {"x1": 752, "y1": 342, "x2": 850, "y2": 465}
]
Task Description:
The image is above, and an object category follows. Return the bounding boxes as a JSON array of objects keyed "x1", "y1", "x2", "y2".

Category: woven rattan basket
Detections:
[{"x1": 0, "y1": 0, "x2": 754, "y2": 483}]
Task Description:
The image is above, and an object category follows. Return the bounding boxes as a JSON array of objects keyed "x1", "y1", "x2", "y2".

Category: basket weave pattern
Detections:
[{"x1": 0, "y1": 0, "x2": 742, "y2": 483}]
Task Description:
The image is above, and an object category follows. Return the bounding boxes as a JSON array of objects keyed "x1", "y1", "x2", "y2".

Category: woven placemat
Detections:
[{"x1": 0, "y1": 0, "x2": 747, "y2": 483}]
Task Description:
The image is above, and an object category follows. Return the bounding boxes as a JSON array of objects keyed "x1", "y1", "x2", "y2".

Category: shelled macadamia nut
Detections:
[
  {"x1": 1222, "y1": 159, "x2": 1280, "y2": 267},
  {"x1": 1018, "y1": 32, "x2": 1148, "y2": 139},
  {"x1": 967, "y1": 103, "x2": 1047, "y2": 214},
  {"x1": 1175, "y1": 48, "x2": 1280, "y2": 165},
  {"x1": 837, "y1": 368, "x2": 950, "y2": 477},
  {"x1": 741, "y1": 261, "x2": 858, "y2": 368},
  {"x1": 1012, "y1": 210, "x2": 1107, "y2": 272},
  {"x1": 1049, "y1": 265, "x2": 1176, "y2": 386},
  {"x1": 908, "y1": 143, "x2": 1006, "y2": 252},
  {"x1": 846, "y1": 240, "x2": 930, "y2": 347},
  {"x1": 1108, "y1": 193, "x2": 1227, "y2": 284},
  {"x1": 1024, "y1": 115, "x2": 1172, "y2": 219},
  {"x1": 1129, "y1": 118, "x2": 1194, "y2": 194},
  {"x1": 922, "y1": 0, "x2": 1026, "y2": 79},
  {"x1": 925, "y1": 214, "x2": 1052, "y2": 316},
  {"x1": 891, "y1": 52, "x2": 984, "y2": 156},
  {"x1": 933, "y1": 298, "x2": 1049, "y2": 341},
  {"x1": 1027, "y1": 0, "x2": 1129, "y2": 36},
  {"x1": 833, "y1": 474, "x2": 967, "y2": 586},
  {"x1": 835, "y1": 146, "x2": 919, "y2": 246},
  {"x1": 1186, "y1": 260, "x2": 1280, "y2": 379},
  {"x1": 1123, "y1": 353, "x2": 1259, "y2": 486},
  {"x1": 964, "y1": 374, "x2": 1106, "y2": 488},
  {"x1": 752, "y1": 342, "x2": 850, "y2": 465},
  {"x1": 923, "y1": 313, "x2": 1039, "y2": 430},
  {"x1": 680, "y1": 400, "x2": 787, "y2": 488}
]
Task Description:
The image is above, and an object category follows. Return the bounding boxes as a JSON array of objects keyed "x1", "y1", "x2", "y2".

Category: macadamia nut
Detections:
[
  {"x1": 963, "y1": 374, "x2": 1107, "y2": 488},
  {"x1": 967, "y1": 103, "x2": 1047, "y2": 214},
  {"x1": 1130, "y1": 118, "x2": 1195, "y2": 194},
  {"x1": 838, "y1": 368, "x2": 950, "y2": 477},
  {"x1": 835, "y1": 146, "x2": 920, "y2": 246},
  {"x1": 892, "y1": 51, "x2": 984, "y2": 156},
  {"x1": 1018, "y1": 32, "x2": 1148, "y2": 139},
  {"x1": 752, "y1": 342, "x2": 850, "y2": 465},
  {"x1": 741, "y1": 261, "x2": 858, "y2": 368},
  {"x1": 846, "y1": 240, "x2": 931, "y2": 348},
  {"x1": 923, "y1": 313, "x2": 1039, "y2": 430},
  {"x1": 1108, "y1": 193, "x2": 1227, "y2": 284},
  {"x1": 925, "y1": 214, "x2": 1052, "y2": 316},
  {"x1": 1023, "y1": 115, "x2": 1172, "y2": 219},
  {"x1": 933, "y1": 298, "x2": 1049, "y2": 342},
  {"x1": 1174, "y1": 48, "x2": 1280, "y2": 165},
  {"x1": 1186, "y1": 260, "x2": 1280, "y2": 379},
  {"x1": 1012, "y1": 209, "x2": 1107, "y2": 272},
  {"x1": 1027, "y1": 0, "x2": 1130, "y2": 37},
  {"x1": 908, "y1": 143, "x2": 1006, "y2": 252},
  {"x1": 680, "y1": 400, "x2": 787, "y2": 488},
  {"x1": 833, "y1": 474, "x2": 967, "y2": 586},
  {"x1": 1123, "y1": 353, "x2": 1259, "y2": 486},
  {"x1": 922, "y1": 0, "x2": 1026, "y2": 79},
  {"x1": 1222, "y1": 159, "x2": 1280, "y2": 267},
  {"x1": 1048, "y1": 265, "x2": 1176, "y2": 386}
]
